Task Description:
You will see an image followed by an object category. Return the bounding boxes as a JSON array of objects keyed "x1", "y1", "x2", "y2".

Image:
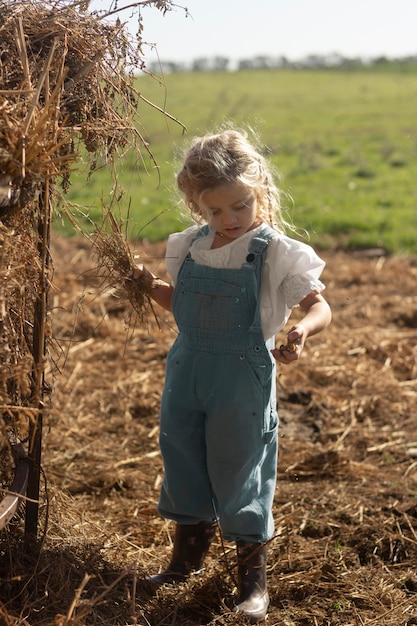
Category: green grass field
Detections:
[{"x1": 60, "y1": 68, "x2": 417, "y2": 254}]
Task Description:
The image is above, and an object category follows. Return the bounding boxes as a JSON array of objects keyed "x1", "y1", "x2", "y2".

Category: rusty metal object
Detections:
[{"x1": 0, "y1": 443, "x2": 29, "y2": 530}]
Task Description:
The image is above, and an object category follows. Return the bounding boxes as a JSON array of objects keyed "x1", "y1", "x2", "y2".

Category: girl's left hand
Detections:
[{"x1": 271, "y1": 324, "x2": 306, "y2": 364}]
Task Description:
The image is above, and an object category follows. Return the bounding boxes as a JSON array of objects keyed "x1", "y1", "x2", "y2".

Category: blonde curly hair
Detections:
[{"x1": 176, "y1": 128, "x2": 289, "y2": 233}]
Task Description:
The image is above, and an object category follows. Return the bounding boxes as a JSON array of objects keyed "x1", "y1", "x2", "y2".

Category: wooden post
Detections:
[{"x1": 25, "y1": 182, "x2": 51, "y2": 542}]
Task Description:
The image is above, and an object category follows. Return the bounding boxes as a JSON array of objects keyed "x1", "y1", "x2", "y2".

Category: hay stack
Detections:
[{"x1": 0, "y1": 0, "x2": 168, "y2": 511}]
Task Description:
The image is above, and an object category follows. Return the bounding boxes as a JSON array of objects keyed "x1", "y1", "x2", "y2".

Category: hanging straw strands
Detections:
[
  {"x1": 0, "y1": 0, "x2": 182, "y2": 217},
  {"x1": 92, "y1": 212, "x2": 157, "y2": 327}
]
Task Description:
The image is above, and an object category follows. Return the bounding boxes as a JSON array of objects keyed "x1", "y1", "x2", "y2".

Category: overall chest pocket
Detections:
[{"x1": 175, "y1": 276, "x2": 256, "y2": 331}]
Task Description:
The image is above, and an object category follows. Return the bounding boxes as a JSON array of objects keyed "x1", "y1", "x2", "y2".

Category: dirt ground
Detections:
[{"x1": 1, "y1": 233, "x2": 417, "y2": 626}]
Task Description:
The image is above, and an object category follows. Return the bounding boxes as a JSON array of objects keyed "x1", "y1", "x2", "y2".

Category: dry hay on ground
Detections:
[{"x1": 0, "y1": 235, "x2": 417, "y2": 625}]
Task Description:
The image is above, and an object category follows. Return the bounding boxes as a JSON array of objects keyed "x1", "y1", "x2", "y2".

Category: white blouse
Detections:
[{"x1": 166, "y1": 224, "x2": 326, "y2": 340}]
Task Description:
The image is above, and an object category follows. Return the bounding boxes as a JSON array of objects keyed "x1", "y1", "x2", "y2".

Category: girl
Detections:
[{"x1": 134, "y1": 128, "x2": 331, "y2": 623}]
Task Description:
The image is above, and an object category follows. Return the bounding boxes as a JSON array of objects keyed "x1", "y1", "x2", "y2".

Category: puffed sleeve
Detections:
[
  {"x1": 279, "y1": 237, "x2": 326, "y2": 308},
  {"x1": 260, "y1": 235, "x2": 326, "y2": 339},
  {"x1": 165, "y1": 225, "x2": 200, "y2": 285}
]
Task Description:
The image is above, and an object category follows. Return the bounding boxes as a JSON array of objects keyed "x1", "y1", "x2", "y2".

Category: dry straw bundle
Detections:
[{"x1": 92, "y1": 211, "x2": 158, "y2": 327}]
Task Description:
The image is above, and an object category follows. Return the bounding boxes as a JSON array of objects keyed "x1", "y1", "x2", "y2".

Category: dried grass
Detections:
[{"x1": 92, "y1": 212, "x2": 157, "y2": 328}]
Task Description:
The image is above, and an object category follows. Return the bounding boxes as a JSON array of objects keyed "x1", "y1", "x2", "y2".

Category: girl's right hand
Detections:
[
  {"x1": 131, "y1": 263, "x2": 154, "y2": 287},
  {"x1": 130, "y1": 263, "x2": 173, "y2": 312}
]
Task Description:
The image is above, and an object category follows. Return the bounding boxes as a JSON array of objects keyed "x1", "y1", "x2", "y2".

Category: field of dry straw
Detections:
[{"x1": 1, "y1": 234, "x2": 416, "y2": 625}]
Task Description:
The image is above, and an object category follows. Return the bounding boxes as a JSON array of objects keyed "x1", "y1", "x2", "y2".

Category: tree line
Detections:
[{"x1": 147, "y1": 53, "x2": 417, "y2": 74}]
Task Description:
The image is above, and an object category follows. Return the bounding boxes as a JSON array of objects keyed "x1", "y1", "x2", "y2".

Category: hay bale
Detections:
[{"x1": 0, "y1": 0, "x2": 168, "y2": 513}]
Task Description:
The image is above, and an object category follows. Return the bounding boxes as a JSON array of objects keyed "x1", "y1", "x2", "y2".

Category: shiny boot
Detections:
[
  {"x1": 147, "y1": 521, "x2": 217, "y2": 585},
  {"x1": 234, "y1": 541, "x2": 269, "y2": 623}
]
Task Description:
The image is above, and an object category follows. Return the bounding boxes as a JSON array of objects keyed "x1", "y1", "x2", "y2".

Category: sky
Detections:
[{"x1": 90, "y1": 0, "x2": 417, "y2": 65}]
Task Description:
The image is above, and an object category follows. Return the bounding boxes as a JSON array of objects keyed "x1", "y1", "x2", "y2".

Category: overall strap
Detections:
[
  {"x1": 191, "y1": 224, "x2": 210, "y2": 244},
  {"x1": 244, "y1": 224, "x2": 275, "y2": 333},
  {"x1": 244, "y1": 224, "x2": 275, "y2": 266}
]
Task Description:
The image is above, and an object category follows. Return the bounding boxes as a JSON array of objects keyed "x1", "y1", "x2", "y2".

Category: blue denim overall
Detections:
[{"x1": 158, "y1": 225, "x2": 278, "y2": 543}]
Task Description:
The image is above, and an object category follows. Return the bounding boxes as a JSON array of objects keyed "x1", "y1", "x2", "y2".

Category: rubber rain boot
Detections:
[
  {"x1": 234, "y1": 541, "x2": 269, "y2": 623},
  {"x1": 147, "y1": 521, "x2": 217, "y2": 585}
]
